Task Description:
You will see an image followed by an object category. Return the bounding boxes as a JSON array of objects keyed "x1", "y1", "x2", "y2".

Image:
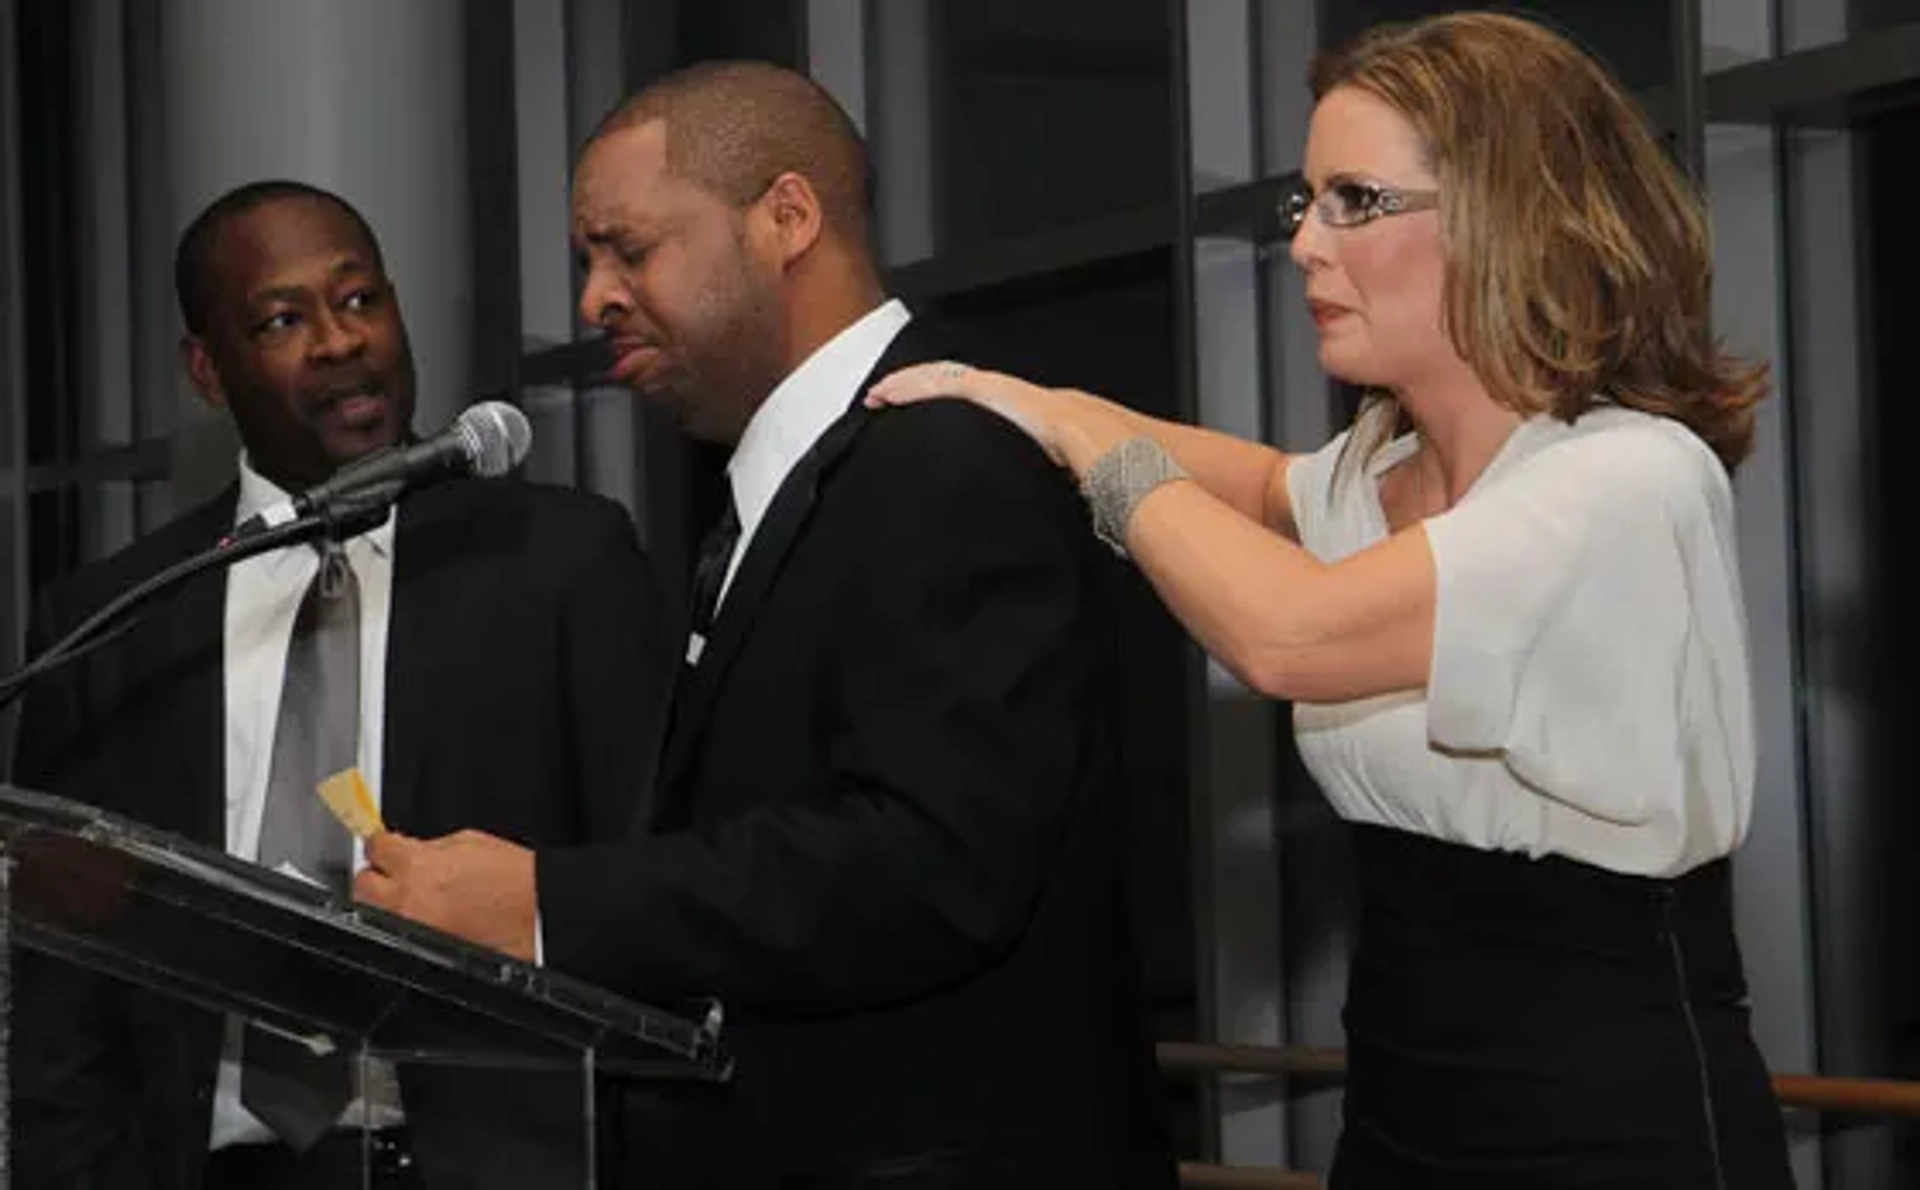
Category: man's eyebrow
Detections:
[
  {"x1": 247, "y1": 284, "x2": 310, "y2": 307},
  {"x1": 580, "y1": 212, "x2": 672, "y2": 243},
  {"x1": 246, "y1": 258, "x2": 378, "y2": 305}
]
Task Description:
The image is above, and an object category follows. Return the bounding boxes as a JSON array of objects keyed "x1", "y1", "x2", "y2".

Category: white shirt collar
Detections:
[
  {"x1": 725, "y1": 298, "x2": 912, "y2": 539},
  {"x1": 234, "y1": 452, "x2": 395, "y2": 562}
]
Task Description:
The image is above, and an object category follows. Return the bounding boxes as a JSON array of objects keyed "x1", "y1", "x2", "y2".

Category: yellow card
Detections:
[{"x1": 316, "y1": 767, "x2": 384, "y2": 839}]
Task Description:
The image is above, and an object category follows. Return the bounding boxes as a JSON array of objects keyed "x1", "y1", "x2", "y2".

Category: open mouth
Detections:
[{"x1": 314, "y1": 382, "x2": 389, "y2": 428}]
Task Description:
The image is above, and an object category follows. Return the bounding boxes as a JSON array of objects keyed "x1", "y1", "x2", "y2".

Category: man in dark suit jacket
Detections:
[
  {"x1": 8, "y1": 180, "x2": 670, "y2": 1188},
  {"x1": 357, "y1": 63, "x2": 1176, "y2": 1190}
]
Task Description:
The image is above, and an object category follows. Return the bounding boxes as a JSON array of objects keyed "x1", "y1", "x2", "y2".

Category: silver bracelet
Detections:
[{"x1": 1078, "y1": 436, "x2": 1189, "y2": 558}]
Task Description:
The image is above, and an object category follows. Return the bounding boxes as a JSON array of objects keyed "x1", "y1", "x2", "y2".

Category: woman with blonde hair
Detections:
[{"x1": 869, "y1": 10, "x2": 1794, "y2": 1188}]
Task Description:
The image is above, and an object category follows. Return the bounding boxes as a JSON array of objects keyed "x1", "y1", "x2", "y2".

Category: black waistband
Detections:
[{"x1": 1348, "y1": 822, "x2": 1734, "y2": 953}]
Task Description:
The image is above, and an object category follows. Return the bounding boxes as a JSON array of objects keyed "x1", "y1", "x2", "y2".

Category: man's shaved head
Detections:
[
  {"x1": 590, "y1": 59, "x2": 871, "y2": 245},
  {"x1": 574, "y1": 60, "x2": 889, "y2": 443}
]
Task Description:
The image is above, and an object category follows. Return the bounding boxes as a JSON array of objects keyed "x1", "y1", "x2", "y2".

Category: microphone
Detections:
[
  {"x1": 3, "y1": 401, "x2": 533, "y2": 709},
  {"x1": 229, "y1": 400, "x2": 533, "y2": 542}
]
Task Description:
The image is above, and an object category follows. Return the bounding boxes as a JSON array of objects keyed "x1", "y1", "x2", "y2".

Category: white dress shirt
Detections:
[
  {"x1": 1286, "y1": 405, "x2": 1756, "y2": 878},
  {"x1": 715, "y1": 298, "x2": 912, "y2": 615},
  {"x1": 681, "y1": 298, "x2": 911, "y2": 666},
  {"x1": 210, "y1": 452, "x2": 405, "y2": 1149}
]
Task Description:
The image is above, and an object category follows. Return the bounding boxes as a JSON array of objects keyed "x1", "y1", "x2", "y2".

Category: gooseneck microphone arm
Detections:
[
  {"x1": 0, "y1": 512, "x2": 344, "y2": 711},
  {"x1": 1, "y1": 401, "x2": 534, "y2": 712}
]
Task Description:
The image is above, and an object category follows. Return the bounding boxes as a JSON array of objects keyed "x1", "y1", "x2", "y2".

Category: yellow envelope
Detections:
[{"x1": 316, "y1": 767, "x2": 384, "y2": 839}]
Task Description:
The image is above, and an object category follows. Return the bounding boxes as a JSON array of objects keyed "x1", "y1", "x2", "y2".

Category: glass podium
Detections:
[{"x1": 0, "y1": 783, "x2": 731, "y2": 1187}]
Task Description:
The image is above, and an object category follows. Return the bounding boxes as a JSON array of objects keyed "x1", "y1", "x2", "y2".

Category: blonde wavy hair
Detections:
[{"x1": 1314, "y1": 11, "x2": 1767, "y2": 474}]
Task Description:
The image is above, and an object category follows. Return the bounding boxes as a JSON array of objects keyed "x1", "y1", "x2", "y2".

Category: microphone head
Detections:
[{"x1": 454, "y1": 401, "x2": 534, "y2": 477}]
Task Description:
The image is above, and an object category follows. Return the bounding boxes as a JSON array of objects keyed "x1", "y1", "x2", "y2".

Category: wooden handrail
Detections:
[
  {"x1": 1771, "y1": 1073, "x2": 1920, "y2": 1116},
  {"x1": 1157, "y1": 1041, "x2": 1920, "y2": 1118}
]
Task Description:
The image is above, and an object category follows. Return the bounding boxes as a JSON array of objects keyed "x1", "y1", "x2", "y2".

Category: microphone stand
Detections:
[{"x1": 0, "y1": 501, "x2": 387, "y2": 711}]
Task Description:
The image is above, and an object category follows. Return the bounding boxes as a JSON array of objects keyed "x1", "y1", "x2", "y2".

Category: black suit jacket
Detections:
[
  {"x1": 537, "y1": 323, "x2": 1177, "y2": 1189},
  {"x1": 8, "y1": 475, "x2": 673, "y2": 1189}
]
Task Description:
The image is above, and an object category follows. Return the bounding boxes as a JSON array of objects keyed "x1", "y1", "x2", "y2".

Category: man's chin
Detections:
[
  {"x1": 676, "y1": 401, "x2": 759, "y2": 447},
  {"x1": 322, "y1": 423, "x2": 405, "y2": 467},
  {"x1": 629, "y1": 385, "x2": 721, "y2": 443},
  {"x1": 676, "y1": 413, "x2": 744, "y2": 445}
]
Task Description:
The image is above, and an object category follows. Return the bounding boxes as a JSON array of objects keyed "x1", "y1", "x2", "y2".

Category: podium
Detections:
[{"x1": 0, "y1": 783, "x2": 731, "y2": 1187}]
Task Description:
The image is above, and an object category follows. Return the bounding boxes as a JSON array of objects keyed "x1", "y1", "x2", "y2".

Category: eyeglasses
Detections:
[{"x1": 1277, "y1": 175, "x2": 1440, "y2": 239}]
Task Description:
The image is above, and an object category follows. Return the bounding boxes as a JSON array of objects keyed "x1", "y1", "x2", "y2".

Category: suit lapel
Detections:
[
  {"x1": 379, "y1": 483, "x2": 483, "y2": 833},
  {"x1": 653, "y1": 403, "x2": 875, "y2": 805},
  {"x1": 653, "y1": 322, "x2": 942, "y2": 812},
  {"x1": 175, "y1": 580, "x2": 227, "y2": 847},
  {"x1": 159, "y1": 492, "x2": 238, "y2": 848}
]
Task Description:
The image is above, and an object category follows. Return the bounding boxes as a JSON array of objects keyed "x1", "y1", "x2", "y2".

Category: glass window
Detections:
[
  {"x1": 1785, "y1": 98, "x2": 1920, "y2": 1185},
  {"x1": 1852, "y1": 0, "x2": 1920, "y2": 34},
  {"x1": 17, "y1": 0, "x2": 78, "y2": 470},
  {"x1": 27, "y1": 487, "x2": 79, "y2": 603},
  {"x1": 880, "y1": 0, "x2": 1174, "y2": 257},
  {"x1": 1318, "y1": 0, "x2": 1677, "y2": 92},
  {"x1": 1786, "y1": 0, "x2": 1920, "y2": 49}
]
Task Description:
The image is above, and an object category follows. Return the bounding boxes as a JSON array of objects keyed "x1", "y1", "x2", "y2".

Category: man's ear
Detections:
[
  {"x1": 760, "y1": 172, "x2": 825, "y2": 267},
  {"x1": 179, "y1": 335, "x2": 225, "y2": 410}
]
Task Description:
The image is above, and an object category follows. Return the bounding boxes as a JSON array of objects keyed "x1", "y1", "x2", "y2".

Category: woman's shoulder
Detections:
[
  {"x1": 1501, "y1": 405, "x2": 1731, "y2": 515},
  {"x1": 1527, "y1": 403, "x2": 1717, "y2": 462},
  {"x1": 1290, "y1": 425, "x2": 1419, "y2": 505},
  {"x1": 1285, "y1": 428, "x2": 1350, "y2": 505}
]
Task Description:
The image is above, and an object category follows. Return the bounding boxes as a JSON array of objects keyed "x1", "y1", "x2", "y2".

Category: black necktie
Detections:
[
  {"x1": 242, "y1": 541, "x2": 358, "y2": 1150},
  {"x1": 687, "y1": 493, "x2": 741, "y2": 648}
]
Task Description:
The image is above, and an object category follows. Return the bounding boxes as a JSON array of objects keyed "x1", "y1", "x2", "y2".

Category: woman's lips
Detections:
[{"x1": 1307, "y1": 300, "x2": 1353, "y2": 327}]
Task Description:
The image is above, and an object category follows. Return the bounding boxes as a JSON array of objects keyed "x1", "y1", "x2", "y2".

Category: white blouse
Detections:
[{"x1": 1285, "y1": 405, "x2": 1756, "y2": 878}]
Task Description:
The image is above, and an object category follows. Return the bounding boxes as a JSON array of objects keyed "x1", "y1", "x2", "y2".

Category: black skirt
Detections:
[{"x1": 1331, "y1": 823, "x2": 1795, "y2": 1190}]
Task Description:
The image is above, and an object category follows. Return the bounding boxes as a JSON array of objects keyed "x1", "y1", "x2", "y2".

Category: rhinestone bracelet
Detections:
[{"x1": 1078, "y1": 436, "x2": 1189, "y2": 558}]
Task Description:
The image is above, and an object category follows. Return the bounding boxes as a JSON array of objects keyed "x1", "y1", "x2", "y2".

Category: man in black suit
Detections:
[
  {"x1": 358, "y1": 62, "x2": 1175, "y2": 1190},
  {"x1": 8, "y1": 180, "x2": 670, "y2": 1188}
]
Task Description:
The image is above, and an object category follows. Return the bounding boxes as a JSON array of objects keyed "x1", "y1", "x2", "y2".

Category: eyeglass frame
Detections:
[{"x1": 1275, "y1": 172, "x2": 1441, "y2": 240}]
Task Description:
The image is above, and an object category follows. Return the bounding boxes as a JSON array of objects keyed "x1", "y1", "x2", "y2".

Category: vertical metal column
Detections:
[{"x1": 159, "y1": 0, "x2": 474, "y2": 500}]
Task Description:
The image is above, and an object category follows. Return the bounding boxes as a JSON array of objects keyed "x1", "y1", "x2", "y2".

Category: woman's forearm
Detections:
[
  {"x1": 1081, "y1": 394, "x2": 1295, "y2": 534},
  {"x1": 1118, "y1": 479, "x2": 1435, "y2": 703}
]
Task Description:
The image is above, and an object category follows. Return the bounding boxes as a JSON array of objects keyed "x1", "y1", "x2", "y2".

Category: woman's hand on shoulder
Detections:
[{"x1": 865, "y1": 361, "x2": 1132, "y2": 476}]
